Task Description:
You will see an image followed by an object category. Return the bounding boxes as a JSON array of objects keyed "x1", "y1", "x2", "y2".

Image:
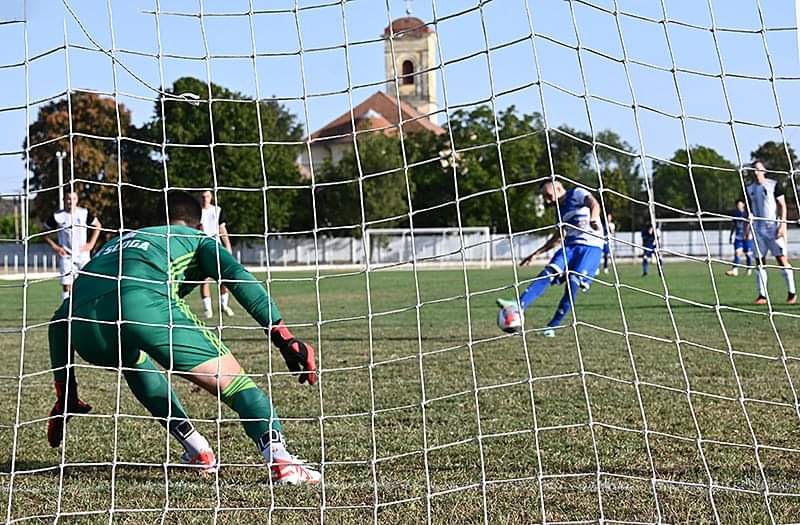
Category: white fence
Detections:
[{"x1": 3, "y1": 226, "x2": 798, "y2": 273}]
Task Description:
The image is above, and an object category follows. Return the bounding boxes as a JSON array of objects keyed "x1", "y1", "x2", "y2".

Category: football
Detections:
[{"x1": 497, "y1": 305, "x2": 522, "y2": 333}]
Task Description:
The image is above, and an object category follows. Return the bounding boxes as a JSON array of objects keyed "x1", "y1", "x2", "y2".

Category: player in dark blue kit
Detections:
[
  {"x1": 641, "y1": 222, "x2": 660, "y2": 276},
  {"x1": 496, "y1": 180, "x2": 603, "y2": 337},
  {"x1": 725, "y1": 199, "x2": 753, "y2": 277}
]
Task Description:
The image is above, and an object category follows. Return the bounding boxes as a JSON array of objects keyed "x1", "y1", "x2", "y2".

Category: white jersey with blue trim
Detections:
[{"x1": 558, "y1": 187, "x2": 604, "y2": 249}]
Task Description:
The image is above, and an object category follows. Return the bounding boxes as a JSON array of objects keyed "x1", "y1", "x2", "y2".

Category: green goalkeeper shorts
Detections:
[{"x1": 51, "y1": 287, "x2": 231, "y2": 372}]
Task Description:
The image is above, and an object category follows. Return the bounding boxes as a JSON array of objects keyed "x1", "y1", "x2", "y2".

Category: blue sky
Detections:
[{"x1": 0, "y1": 0, "x2": 798, "y2": 194}]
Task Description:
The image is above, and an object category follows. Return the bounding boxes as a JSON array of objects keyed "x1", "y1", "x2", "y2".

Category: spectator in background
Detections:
[
  {"x1": 641, "y1": 221, "x2": 660, "y2": 277},
  {"x1": 44, "y1": 192, "x2": 102, "y2": 299},
  {"x1": 199, "y1": 190, "x2": 235, "y2": 318}
]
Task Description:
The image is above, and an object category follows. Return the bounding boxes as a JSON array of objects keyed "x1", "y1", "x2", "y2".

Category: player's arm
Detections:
[
  {"x1": 218, "y1": 208, "x2": 233, "y2": 252},
  {"x1": 520, "y1": 230, "x2": 561, "y2": 267},
  {"x1": 583, "y1": 193, "x2": 602, "y2": 232},
  {"x1": 195, "y1": 239, "x2": 317, "y2": 384},
  {"x1": 83, "y1": 214, "x2": 102, "y2": 253},
  {"x1": 218, "y1": 223, "x2": 233, "y2": 252},
  {"x1": 774, "y1": 183, "x2": 787, "y2": 239},
  {"x1": 43, "y1": 215, "x2": 67, "y2": 256}
]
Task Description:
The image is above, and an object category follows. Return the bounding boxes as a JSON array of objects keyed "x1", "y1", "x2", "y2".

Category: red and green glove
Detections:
[
  {"x1": 47, "y1": 379, "x2": 92, "y2": 448},
  {"x1": 269, "y1": 321, "x2": 317, "y2": 385}
]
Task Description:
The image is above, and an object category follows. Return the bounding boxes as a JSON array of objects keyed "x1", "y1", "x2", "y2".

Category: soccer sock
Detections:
[
  {"x1": 783, "y1": 267, "x2": 796, "y2": 295},
  {"x1": 547, "y1": 277, "x2": 580, "y2": 328},
  {"x1": 519, "y1": 268, "x2": 557, "y2": 310},
  {"x1": 220, "y1": 373, "x2": 282, "y2": 446},
  {"x1": 756, "y1": 268, "x2": 768, "y2": 297},
  {"x1": 62, "y1": 291, "x2": 70, "y2": 300},
  {"x1": 171, "y1": 420, "x2": 211, "y2": 457},
  {"x1": 220, "y1": 292, "x2": 229, "y2": 309},
  {"x1": 733, "y1": 253, "x2": 740, "y2": 266},
  {"x1": 123, "y1": 352, "x2": 194, "y2": 445},
  {"x1": 258, "y1": 428, "x2": 293, "y2": 463},
  {"x1": 201, "y1": 296, "x2": 212, "y2": 312},
  {"x1": 746, "y1": 253, "x2": 753, "y2": 267},
  {"x1": 642, "y1": 257, "x2": 649, "y2": 275}
]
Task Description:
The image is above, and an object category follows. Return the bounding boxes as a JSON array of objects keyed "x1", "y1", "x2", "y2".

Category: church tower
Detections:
[{"x1": 383, "y1": 14, "x2": 438, "y2": 122}]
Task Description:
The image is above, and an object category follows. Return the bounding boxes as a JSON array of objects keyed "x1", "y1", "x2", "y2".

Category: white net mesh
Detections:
[{"x1": 3, "y1": 0, "x2": 800, "y2": 523}]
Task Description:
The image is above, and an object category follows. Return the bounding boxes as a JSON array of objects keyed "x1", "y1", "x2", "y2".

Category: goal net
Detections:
[{"x1": 3, "y1": 0, "x2": 800, "y2": 523}]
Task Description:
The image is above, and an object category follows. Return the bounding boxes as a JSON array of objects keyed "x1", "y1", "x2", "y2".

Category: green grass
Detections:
[{"x1": 2, "y1": 261, "x2": 800, "y2": 524}]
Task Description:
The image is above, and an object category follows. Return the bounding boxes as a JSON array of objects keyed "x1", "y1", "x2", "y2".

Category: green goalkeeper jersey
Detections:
[{"x1": 72, "y1": 225, "x2": 281, "y2": 327}]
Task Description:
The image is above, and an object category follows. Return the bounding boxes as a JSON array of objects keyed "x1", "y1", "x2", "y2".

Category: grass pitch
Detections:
[{"x1": 2, "y1": 261, "x2": 800, "y2": 524}]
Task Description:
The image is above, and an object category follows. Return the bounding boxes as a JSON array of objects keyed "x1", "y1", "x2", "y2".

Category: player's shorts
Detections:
[
  {"x1": 59, "y1": 253, "x2": 91, "y2": 285},
  {"x1": 733, "y1": 238, "x2": 753, "y2": 253},
  {"x1": 546, "y1": 244, "x2": 603, "y2": 290},
  {"x1": 754, "y1": 230, "x2": 787, "y2": 258},
  {"x1": 49, "y1": 285, "x2": 230, "y2": 372},
  {"x1": 642, "y1": 244, "x2": 656, "y2": 258}
]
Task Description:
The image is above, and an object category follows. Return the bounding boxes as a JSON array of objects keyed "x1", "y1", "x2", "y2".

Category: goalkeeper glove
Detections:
[
  {"x1": 47, "y1": 379, "x2": 92, "y2": 448},
  {"x1": 269, "y1": 320, "x2": 317, "y2": 385}
]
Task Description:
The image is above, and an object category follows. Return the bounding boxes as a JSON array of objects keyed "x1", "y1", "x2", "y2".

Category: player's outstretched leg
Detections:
[
  {"x1": 189, "y1": 354, "x2": 321, "y2": 485},
  {"x1": 496, "y1": 266, "x2": 559, "y2": 312},
  {"x1": 123, "y1": 352, "x2": 217, "y2": 473}
]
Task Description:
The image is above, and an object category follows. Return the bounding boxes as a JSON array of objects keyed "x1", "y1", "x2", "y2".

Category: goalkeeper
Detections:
[
  {"x1": 497, "y1": 180, "x2": 603, "y2": 337},
  {"x1": 46, "y1": 191, "x2": 320, "y2": 485}
]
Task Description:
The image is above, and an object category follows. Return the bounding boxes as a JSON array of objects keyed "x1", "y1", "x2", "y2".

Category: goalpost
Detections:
[
  {"x1": 4, "y1": 0, "x2": 800, "y2": 524},
  {"x1": 364, "y1": 227, "x2": 491, "y2": 269}
]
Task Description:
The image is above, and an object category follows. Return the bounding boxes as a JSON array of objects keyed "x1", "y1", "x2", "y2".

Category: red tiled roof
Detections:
[
  {"x1": 309, "y1": 91, "x2": 444, "y2": 141},
  {"x1": 383, "y1": 17, "x2": 433, "y2": 39}
]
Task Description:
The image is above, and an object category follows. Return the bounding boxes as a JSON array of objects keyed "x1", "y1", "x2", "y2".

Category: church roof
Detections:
[
  {"x1": 383, "y1": 16, "x2": 433, "y2": 39},
  {"x1": 309, "y1": 91, "x2": 444, "y2": 142}
]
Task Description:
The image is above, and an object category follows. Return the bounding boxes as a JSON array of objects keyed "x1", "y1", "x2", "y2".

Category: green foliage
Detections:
[
  {"x1": 25, "y1": 92, "x2": 133, "y2": 228},
  {"x1": 652, "y1": 146, "x2": 738, "y2": 215},
  {"x1": 751, "y1": 140, "x2": 799, "y2": 174},
  {"x1": 312, "y1": 132, "x2": 412, "y2": 232},
  {"x1": 130, "y1": 77, "x2": 304, "y2": 234}
]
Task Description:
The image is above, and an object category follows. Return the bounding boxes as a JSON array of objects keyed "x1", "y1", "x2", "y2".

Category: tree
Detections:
[
  {"x1": 652, "y1": 146, "x2": 738, "y2": 215},
  {"x1": 751, "y1": 141, "x2": 798, "y2": 175},
  {"x1": 132, "y1": 77, "x2": 304, "y2": 234},
  {"x1": 312, "y1": 131, "x2": 412, "y2": 232},
  {"x1": 25, "y1": 92, "x2": 132, "y2": 228}
]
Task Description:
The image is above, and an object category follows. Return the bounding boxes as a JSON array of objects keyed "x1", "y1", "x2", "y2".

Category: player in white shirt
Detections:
[
  {"x1": 746, "y1": 160, "x2": 796, "y2": 305},
  {"x1": 43, "y1": 192, "x2": 102, "y2": 299},
  {"x1": 199, "y1": 190, "x2": 235, "y2": 318}
]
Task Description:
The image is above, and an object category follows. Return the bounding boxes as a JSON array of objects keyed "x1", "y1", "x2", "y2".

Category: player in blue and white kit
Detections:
[
  {"x1": 725, "y1": 199, "x2": 753, "y2": 277},
  {"x1": 496, "y1": 180, "x2": 603, "y2": 337},
  {"x1": 641, "y1": 222, "x2": 660, "y2": 276}
]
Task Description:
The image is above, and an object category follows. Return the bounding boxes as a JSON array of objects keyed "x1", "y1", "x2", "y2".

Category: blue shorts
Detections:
[
  {"x1": 546, "y1": 245, "x2": 603, "y2": 290},
  {"x1": 643, "y1": 244, "x2": 656, "y2": 258},
  {"x1": 734, "y1": 239, "x2": 753, "y2": 253}
]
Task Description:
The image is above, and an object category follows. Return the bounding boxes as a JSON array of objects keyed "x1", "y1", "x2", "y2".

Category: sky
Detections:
[{"x1": 0, "y1": 0, "x2": 799, "y2": 194}]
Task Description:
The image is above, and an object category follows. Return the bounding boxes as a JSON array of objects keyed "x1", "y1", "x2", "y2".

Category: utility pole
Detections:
[{"x1": 55, "y1": 150, "x2": 67, "y2": 206}]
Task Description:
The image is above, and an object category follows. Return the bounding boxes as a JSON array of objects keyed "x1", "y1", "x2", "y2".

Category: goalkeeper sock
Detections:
[
  {"x1": 258, "y1": 428, "x2": 293, "y2": 463},
  {"x1": 221, "y1": 292, "x2": 229, "y2": 309},
  {"x1": 123, "y1": 352, "x2": 191, "y2": 431},
  {"x1": 171, "y1": 419, "x2": 211, "y2": 457},
  {"x1": 221, "y1": 373, "x2": 282, "y2": 445},
  {"x1": 783, "y1": 267, "x2": 796, "y2": 294},
  {"x1": 201, "y1": 296, "x2": 212, "y2": 313},
  {"x1": 733, "y1": 253, "x2": 740, "y2": 266}
]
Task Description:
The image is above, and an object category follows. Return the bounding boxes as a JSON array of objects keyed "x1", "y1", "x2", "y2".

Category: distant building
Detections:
[{"x1": 298, "y1": 16, "x2": 444, "y2": 177}]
